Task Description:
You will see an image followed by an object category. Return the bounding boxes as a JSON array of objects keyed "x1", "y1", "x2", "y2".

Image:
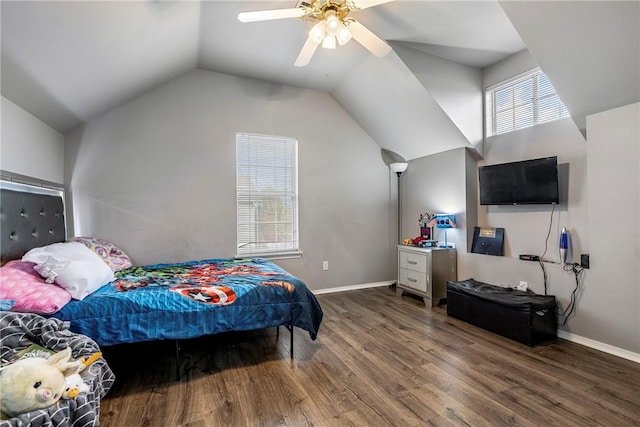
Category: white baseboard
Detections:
[
  {"x1": 557, "y1": 330, "x2": 640, "y2": 363},
  {"x1": 312, "y1": 281, "x2": 395, "y2": 295},
  {"x1": 313, "y1": 283, "x2": 639, "y2": 364}
]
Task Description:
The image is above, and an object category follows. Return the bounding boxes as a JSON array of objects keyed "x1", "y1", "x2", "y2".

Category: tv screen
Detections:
[{"x1": 479, "y1": 157, "x2": 559, "y2": 205}]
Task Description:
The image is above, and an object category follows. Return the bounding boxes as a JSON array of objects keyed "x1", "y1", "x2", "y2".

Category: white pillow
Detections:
[{"x1": 22, "y1": 242, "x2": 115, "y2": 300}]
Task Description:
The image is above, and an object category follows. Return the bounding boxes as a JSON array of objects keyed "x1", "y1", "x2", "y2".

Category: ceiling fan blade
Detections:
[
  {"x1": 294, "y1": 37, "x2": 320, "y2": 67},
  {"x1": 238, "y1": 7, "x2": 307, "y2": 23},
  {"x1": 347, "y1": 20, "x2": 391, "y2": 57},
  {"x1": 350, "y1": 0, "x2": 394, "y2": 10}
]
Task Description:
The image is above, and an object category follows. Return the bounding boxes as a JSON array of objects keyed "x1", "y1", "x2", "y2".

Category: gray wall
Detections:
[
  {"x1": 401, "y1": 50, "x2": 639, "y2": 355},
  {"x1": 483, "y1": 49, "x2": 538, "y2": 89},
  {"x1": 1, "y1": 96, "x2": 64, "y2": 184},
  {"x1": 64, "y1": 69, "x2": 396, "y2": 291},
  {"x1": 392, "y1": 43, "x2": 484, "y2": 154},
  {"x1": 401, "y1": 148, "x2": 470, "y2": 251},
  {"x1": 331, "y1": 53, "x2": 472, "y2": 161},
  {"x1": 585, "y1": 102, "x2": 639, "y2": 355}
]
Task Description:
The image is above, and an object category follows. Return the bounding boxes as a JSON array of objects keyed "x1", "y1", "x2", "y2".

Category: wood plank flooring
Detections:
[{"x1": 99, "y1": 286, "x2": 640, "y2": 426}]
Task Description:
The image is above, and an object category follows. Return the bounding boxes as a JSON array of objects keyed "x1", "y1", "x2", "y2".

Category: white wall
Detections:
[
  {"x1": 64, "y1": 69, "x2": 396, "y2": 291},
  {"x1": 584, "y1": 102, "x2": 639, "y2": 354},
  {"x1": 1, "y1": 96, "x2": 64, "y2": 184}
]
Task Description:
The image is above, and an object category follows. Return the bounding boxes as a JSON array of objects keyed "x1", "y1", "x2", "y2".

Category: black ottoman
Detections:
[{"x1": 447, "y1": 279, "x2": 557, "y2": 345}]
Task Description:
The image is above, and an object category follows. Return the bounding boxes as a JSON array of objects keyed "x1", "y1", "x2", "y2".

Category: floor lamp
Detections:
[{"x1": 390, "y1": 162, "x2": 408, "y2": 244}]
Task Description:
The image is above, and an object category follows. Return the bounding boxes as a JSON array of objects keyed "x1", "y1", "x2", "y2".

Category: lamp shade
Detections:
[
  {"x1": 429, "y1": 214, "x2": 457, "y2": 229},
  {"x1": 336, "y1": 24, "x2": 352, "y2": 45},
  {"x1": 309, "y1": 21, "x2": 327, "y2": 44},
  {"x1": 322, "y1": 34, "x2": 337, "y2": 49},
  {"x1": 325, "y1": 12, "x2": 341, "y2": 36},
  {"x1": 390, "y1": 162, "x2": 408, "y2": 174}
]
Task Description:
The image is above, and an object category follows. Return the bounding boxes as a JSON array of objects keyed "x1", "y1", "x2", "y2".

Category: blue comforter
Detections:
[{"x1": 52, "y1": 258, "x2": 323, "y2": 346}]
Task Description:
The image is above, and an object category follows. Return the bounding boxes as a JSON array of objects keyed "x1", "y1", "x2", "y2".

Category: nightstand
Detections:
[{"x1": 397, "y1": 245, "x2": 457, "y2": 306}]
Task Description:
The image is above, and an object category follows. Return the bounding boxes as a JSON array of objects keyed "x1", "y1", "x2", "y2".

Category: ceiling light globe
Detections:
[
  {"x1": 336, "y1": 24, "x2": 352, "y2": 45},
  {"x1": 325, "y1": 14, "x2": 341, "y2": 36},
  {"x1": 322, "y1": 34, "x2": 337, "y2": 49},
  {"x1": 309, "y1": 21, "x2": 326, "y2": 44}
]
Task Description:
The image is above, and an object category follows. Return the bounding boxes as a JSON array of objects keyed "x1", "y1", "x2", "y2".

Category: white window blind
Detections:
[
  {"x1": 486, "y1": 69, "x2": 569, "y2": 136},
  {"x1": 236, "y1": 133, "x2": 299, "y2": 257}
]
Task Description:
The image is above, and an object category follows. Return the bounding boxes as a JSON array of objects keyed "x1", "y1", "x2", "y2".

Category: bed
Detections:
[
  {"x1": 1, "y1": 185, "x2": 323, "y2": 348},
  {"x1": 52, "y1": 256, "x2": 324, "y2": 347},
  {"x1": 0, "y1": 183, "x2": 323, "y2": 420}
]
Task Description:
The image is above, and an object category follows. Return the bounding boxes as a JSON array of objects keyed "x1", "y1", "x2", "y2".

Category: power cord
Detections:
[
  {"x1": 537, "y1": 258, "x2": 549, "y2": 295},
  {"x1": 558, "y1": 262, "x2": 585, "y2": 326},
  {"x1": 537, "y1": 203, "x2": 556, "y2": 295},
  {"x1": 534, "y1": 204, "x2": 586, "y2": 325},
  {"x1": 540, "y1": 203, "x2": 555, "y2": 263}
]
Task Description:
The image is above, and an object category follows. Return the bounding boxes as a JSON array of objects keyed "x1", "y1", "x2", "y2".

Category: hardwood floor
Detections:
[{"x1": 99, "y1": 286, "x2": 640, "y2": 426}]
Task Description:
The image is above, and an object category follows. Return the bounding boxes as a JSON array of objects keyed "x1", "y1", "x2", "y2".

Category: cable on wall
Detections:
[
  {"x1": 558, "y1": 262, "x2": 585, "y2": 326},
  {"x1": 533, "y1": 204, "x2": 586, "y2": 325},
  {"x1": 537, "y1": 203, "x2": 556, "y2": 295}
]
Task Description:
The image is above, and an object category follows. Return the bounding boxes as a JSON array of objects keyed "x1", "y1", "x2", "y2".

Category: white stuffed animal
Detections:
[
  {"x1": 0, "y1": 348, "x2": 83, "y2": 418},
  {"x1": 62, "y1": 373, "x2": 89, "y2": 399}
]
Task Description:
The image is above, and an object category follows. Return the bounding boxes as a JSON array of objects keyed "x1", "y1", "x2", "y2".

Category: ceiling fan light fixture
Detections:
[
  {"x1": 309, "y1": 20, "x2": 326, "y2": 44},
  {"x1": 324, "y1": 11, "x2": 341, "y2": 36},
  {"x1": 336, "y1": 24, "x2": 352, "y2": 45},
  {"x1": 238, "y1": 0, "x2": 394, "y2": 66},
  {"x1": 322, "y1": 34, "x2": 337, "y2": 49}
]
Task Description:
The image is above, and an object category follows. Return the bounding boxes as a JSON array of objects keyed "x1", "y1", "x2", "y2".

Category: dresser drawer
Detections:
[
  {"x1": 399, "y1": 268, "x2": 428, "y2": 293},
  {"x1": 399, "y1": 250, "x2": 427, "y2": 273}
]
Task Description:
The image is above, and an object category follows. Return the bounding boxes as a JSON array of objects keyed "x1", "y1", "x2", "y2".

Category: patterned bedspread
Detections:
[
  {"x1": 52, "y1": 258, "x2": 323, "y2": 346},
  {"x1": 0, "y1": 311, "x2": 115, "y2": 427}
]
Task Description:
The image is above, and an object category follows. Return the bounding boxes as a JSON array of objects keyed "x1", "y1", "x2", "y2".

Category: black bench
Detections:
[{"x1": 447, "y1": 279, "x2": 557, "y2": 345}]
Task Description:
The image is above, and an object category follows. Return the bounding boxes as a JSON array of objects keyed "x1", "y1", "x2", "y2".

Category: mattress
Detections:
[{"x1": 52, "y1": 258, "x2": 323, "y2": 346}]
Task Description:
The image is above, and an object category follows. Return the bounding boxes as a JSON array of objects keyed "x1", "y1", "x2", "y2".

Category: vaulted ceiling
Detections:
[{"x1": 2, "y1": 1, "x2": 638, "y2": 161}]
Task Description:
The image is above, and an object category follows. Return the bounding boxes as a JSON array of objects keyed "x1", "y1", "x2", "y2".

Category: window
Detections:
[
  {"x1": 236, "y1": 133, "x2": 299, "y2": 257},
  {"x1": 486, "y1": 68, "x2": 569, "y2": 136}
]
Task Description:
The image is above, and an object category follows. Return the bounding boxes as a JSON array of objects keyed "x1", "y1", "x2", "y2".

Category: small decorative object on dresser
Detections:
[{"x1": 396, "y1": 245, "x2": 457, "y2": 306}]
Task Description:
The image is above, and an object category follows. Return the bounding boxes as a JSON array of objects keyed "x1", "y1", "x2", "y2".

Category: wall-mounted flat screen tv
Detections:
[{"x1": 479, "y1": 156, "x2": 559, "y2": 205}]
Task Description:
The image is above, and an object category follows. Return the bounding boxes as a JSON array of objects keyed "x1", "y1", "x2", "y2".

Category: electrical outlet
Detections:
[
  {"x1": 322, "y1": 261, "x2": 328, "y2": 271},
  {"x1": 581, "y1": 254, "x2": 590, "y2": 269},
  {"x1": 518, "y1": 281, "x2": 528, "y2": 291}
]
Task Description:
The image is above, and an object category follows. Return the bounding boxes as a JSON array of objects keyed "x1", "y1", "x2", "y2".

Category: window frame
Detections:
[
  {"x1": 235, "y1": 132, "x2": 300, "y2": 259},
  {"x1": 486, "y1": 68, "x2": 570, "y2": 137}
]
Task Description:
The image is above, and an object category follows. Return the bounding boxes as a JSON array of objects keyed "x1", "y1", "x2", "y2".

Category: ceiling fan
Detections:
[{"x1": 238, "y1": 0, "x2": 393, "y2": 67}]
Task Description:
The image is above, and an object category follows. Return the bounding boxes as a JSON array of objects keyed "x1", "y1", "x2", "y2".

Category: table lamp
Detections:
[{"x1": 428, "y1": 214, "x2": 456, "y2": 248}]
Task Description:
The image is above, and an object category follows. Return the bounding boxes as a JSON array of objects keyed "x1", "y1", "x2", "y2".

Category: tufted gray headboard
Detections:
[{"x1": 0, "y1": 187, "x2": 66, "y2": 264}]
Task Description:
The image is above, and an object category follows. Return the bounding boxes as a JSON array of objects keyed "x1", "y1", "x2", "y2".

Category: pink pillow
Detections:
[{"x1": 0, "y1": 260, "x2": 71, "y2": 314}]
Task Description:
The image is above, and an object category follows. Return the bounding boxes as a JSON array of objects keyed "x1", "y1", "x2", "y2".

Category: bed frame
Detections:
[
  {"x1": 0, "y1": 186, "x2": 66, "y2": 265},
  {"x1": 0, "y1": 184, "x2": 297, "y2": 380}
]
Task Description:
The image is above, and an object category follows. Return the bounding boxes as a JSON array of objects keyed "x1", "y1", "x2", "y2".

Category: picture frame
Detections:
[{"x1": 471, "y1": 227, "x2": 505, "y2": 256}]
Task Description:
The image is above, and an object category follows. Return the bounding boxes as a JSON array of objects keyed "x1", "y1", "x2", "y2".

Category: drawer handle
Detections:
[
  {"x1": 408, "y1": 260, "x2": 418, "y2": 265},
  {"x1": 408, "y1": 277, "x2": 417, "y2": 282}
]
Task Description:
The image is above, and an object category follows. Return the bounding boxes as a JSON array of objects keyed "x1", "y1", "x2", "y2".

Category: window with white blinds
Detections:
[
  {"x1": 486, "y1": 69, "x2": 570, "y2": 136},
  {"x1": 236, "y1": 133, "x2": 299, "y2": 257}
]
